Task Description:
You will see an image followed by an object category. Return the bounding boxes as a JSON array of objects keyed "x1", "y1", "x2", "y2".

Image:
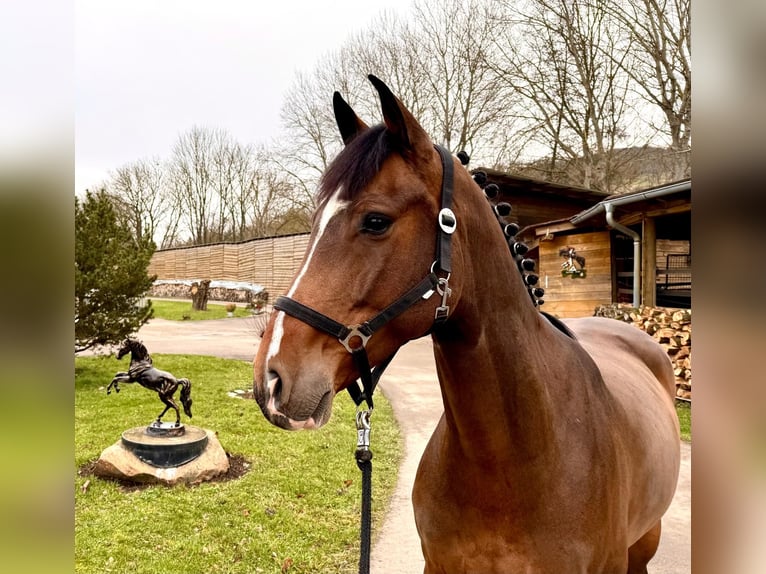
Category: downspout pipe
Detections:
[
  {"x1": 568, "y1": 181, "x2": 689, "y2": 308},
  {"x1": 605, "y1": 203, "x2": 641, "y2": 307}
]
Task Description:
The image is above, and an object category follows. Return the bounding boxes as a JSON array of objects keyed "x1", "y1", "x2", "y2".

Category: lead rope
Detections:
[{"x1": 355, "y1": 409, "x2": 373, "y2": 574}]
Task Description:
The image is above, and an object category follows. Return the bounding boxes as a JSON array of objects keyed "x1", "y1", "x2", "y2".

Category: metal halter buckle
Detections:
[
  {"x1": 339, "y1": 325, "x2": 371, "y2": 353},
  {"x1": 438, "y1": 208, "x2": 457, "y2": 234}
]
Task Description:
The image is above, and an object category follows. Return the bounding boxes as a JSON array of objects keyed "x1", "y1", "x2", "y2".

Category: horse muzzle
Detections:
[{"x1": 254, "y1": 369, "x2": 334, "y2": 431}]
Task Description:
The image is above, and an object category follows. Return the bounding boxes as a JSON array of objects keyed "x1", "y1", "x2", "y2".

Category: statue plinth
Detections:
[
  {"x1": 93, "y1": 426, "x2": 229, "y2": 486},
  {"x1": 121, "y1": 424, "x2": 208, "y2": 468}
]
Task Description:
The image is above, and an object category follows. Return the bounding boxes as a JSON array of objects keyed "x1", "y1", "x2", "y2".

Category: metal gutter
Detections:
[
  {"x1": 567, "y1": 179, "x2": 689, "y2": 308},
  {"x1": 570, "y1": 180, "x2": 690, "y2": 225}
]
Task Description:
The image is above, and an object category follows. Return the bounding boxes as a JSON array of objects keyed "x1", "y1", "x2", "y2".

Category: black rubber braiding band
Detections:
[{"x1": 463, "y1": 154, "x2": 545, "y2": 307}]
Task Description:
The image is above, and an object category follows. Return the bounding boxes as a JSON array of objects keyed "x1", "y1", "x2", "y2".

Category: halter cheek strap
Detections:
[
  {"x1": 273, "y1": 145, "x2": 457, "y2": 410},
  {"x1": 273, "y1": 272, "x2": 440, "y2": 407},
  {"x1": 435, "y1": 144, "x2": 455, "y2": 275}
]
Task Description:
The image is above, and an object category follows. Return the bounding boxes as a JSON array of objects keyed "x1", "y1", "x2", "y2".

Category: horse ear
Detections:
[
  {"x1": 333, "y1": 91, "x2": 368, "y2": 145},
  {"x1": 368, "y1": 74, "x2": 432, "y2": 160}
]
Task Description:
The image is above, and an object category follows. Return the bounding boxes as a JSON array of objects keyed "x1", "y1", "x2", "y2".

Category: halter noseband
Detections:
[{"x1": 273, "y1": 145, "x2": 456, "y2": 410}]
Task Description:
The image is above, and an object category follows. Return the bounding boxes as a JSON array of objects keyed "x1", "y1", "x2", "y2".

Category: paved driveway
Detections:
[{"x1": 135, "y1": 316, "x2": 691, "y2": 573}]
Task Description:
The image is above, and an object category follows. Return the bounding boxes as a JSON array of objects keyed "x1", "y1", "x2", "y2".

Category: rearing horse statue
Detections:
[
  {"x1": 252, "y1": 75, "x2": 680, "y2": 573},
  {"x1": 108, "y1": 338, "x2": 193, "y2": 427}
]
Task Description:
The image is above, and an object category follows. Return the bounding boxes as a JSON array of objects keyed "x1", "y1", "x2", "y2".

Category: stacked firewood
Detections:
[
  {"x1": 149, "y1": 280, "x2": 268, "y2": 305},
  {"x1": 593, "y1": 304, "x2": 692, "y2": 400}
]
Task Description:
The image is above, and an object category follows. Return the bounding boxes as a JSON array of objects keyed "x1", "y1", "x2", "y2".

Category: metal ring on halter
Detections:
[
  {"x1": 436, "y1": 277, "x2": 450, "y2": 296},
  {"x1": 339, "y1": 325, "x2": 372, "y2": 353},
  {"x1": 438, "y1": 208, "x2": 457, "y2": 234},
  {"x1": 430, "y1": 260, "x2": 451, "y2": 282}
]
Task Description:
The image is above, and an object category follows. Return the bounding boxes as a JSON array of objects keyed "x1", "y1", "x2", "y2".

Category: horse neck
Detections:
[
  {"x1": 431, "y1": 189, "x2": 588, "y2": 464},
  {"x1": 130, "y1": 349, "x2": 151, "y2": 367}
]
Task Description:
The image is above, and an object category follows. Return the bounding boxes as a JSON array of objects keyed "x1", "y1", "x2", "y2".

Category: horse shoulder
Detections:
[
  {"x1": 565, "y1": 316, "x2": 676, "y2": 400},
  {"x1": 563, "y1": 317, "x2": 677, "y2": 432},
  {"x1": 564, "y1": 316, "x2": 680, "y2": 537}
]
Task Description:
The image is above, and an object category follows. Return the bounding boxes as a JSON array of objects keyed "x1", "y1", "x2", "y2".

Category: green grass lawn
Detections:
[
  {"x1": 150, "y1": 299, "x2": 256, "y2": 321},
  {"x1": 676, "y1": 400, "x2": 691, "y2": 442},
  {"x1": 75, "y1": 354, "x2": 402, "y2": 574}
]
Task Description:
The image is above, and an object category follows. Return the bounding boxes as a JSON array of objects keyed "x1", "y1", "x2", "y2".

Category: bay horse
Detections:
[
  {"x1": 252, "y1": 75, "x2": 680, "y2": 573},
  {"x1": 108, "y1": 338, "x2": 192, "y2": 426}
]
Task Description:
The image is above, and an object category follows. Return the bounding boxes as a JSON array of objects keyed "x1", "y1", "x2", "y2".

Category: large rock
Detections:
[{"x1": 93, "y1": 428, "x2": 229, "y2": 486}]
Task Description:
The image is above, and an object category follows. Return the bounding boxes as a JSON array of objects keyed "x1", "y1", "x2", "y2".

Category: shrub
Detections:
[{"x1": 75, "y1": 190, "x2": 155, "y2": 352}]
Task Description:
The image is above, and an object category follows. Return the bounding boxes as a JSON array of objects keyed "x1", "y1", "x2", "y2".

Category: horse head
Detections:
[
  {"x1": 253, "y1": 75, "x2": 484, "y2": 430},
  {"x1": 116, "y1": 337, "x2": 147, "y2": 361}
]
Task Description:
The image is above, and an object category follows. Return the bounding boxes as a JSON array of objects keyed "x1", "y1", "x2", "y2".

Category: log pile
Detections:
[
  {"x1": 593, "y1": 304, "x2": 691, "y2": 400},
  {"x1": 149, "y1": 280, "x2": 268, "y2": 305}
]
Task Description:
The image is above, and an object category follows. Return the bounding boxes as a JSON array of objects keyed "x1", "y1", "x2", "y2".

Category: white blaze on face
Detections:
[{"x1": 265, "y1": 191, "x2": 348, "y2": 386}]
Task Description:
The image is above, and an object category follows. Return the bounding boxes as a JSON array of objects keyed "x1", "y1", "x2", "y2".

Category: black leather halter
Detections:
[{"x1": 273, "y1": 145, "x2": 457, "y2": 410}]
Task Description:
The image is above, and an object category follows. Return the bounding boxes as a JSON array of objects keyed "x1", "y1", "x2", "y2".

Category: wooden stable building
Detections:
[
  {"x1": 478, "y1": 168, "x2": 609, "y2": 229},
  {"x1": 514, "y1": 180, "x2": 691, "y2": 318}
]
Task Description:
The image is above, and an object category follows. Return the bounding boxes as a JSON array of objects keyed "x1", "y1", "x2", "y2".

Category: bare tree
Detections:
[
  {"x1": 409, "y1": 0, "x2": 520, "y2": 162},
  {"x1": 595, "y1": 0, "x2": 691, "y2": 178},
  {"x1": 279, "y1": 70, "x2": 342, "y2": 187},
  {"x1": 239, "y1": 145, "x2": 301, "y2": 239},
  {"x1": 157, "y1": 193, "x2": 183, "y2": 248},
  {"x1": 278, "y1": 1, "x2": 524, "y2": 191},
  {"x1": 210, "y1": 130, "x2": 238, "y2": 241},
  {"x1": 276, "y1": 23, "x2": 414, "y2": 208},
  {"x1": 487, "y1": 0, "x2": 646, "y2": 192},
  {"x1": 102, "y1": 123, "x2": 303, "y2": 246},
  {"x1": 222, "y1": 141, "x2": 255, "y2": 241},
  {"x1": 344, "y1": 11, "x2": 427, "y2": 121},
  {"x1": 109, "y1": 157, "x2": 169, "y2": 245},
  {"x1": 170, "y1": 126, "x2": 216, "y2": 244},
  {"x1": 337, "y1": 2, "x2": 523, "y2": 166},
  {"x1": 96, "y1": 0, "x2": 692, "y2": 250}
]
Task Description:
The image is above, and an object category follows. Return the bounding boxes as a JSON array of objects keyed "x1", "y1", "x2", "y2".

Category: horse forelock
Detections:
[{"x1": 317, "y1": 124, "x2": 394, "y2": 208}]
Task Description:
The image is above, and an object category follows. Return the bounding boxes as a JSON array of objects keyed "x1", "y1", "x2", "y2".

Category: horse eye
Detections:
[{"x1": 361, "y1": 213, "x2": 392, "y2": 235}]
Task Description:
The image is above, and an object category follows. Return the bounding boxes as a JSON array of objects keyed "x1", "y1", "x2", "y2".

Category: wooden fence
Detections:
[{"x1": 148, "y1": 233, "x2": 311, "y2": 298}]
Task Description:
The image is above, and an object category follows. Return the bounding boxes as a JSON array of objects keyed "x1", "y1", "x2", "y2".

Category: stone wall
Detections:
[{"x1": 594, "y1": 303, "x2": 691, "y2": 400}]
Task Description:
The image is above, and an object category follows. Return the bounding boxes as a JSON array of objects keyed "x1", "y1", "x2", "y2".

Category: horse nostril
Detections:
[{"x1": 267, "y1": 370, "x2": 282, "y2": 403}]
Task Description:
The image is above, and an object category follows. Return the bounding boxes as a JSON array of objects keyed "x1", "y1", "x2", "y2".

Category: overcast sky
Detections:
[{"x1": 75, "y1": 0, "x2": 416, "y2": 194}]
